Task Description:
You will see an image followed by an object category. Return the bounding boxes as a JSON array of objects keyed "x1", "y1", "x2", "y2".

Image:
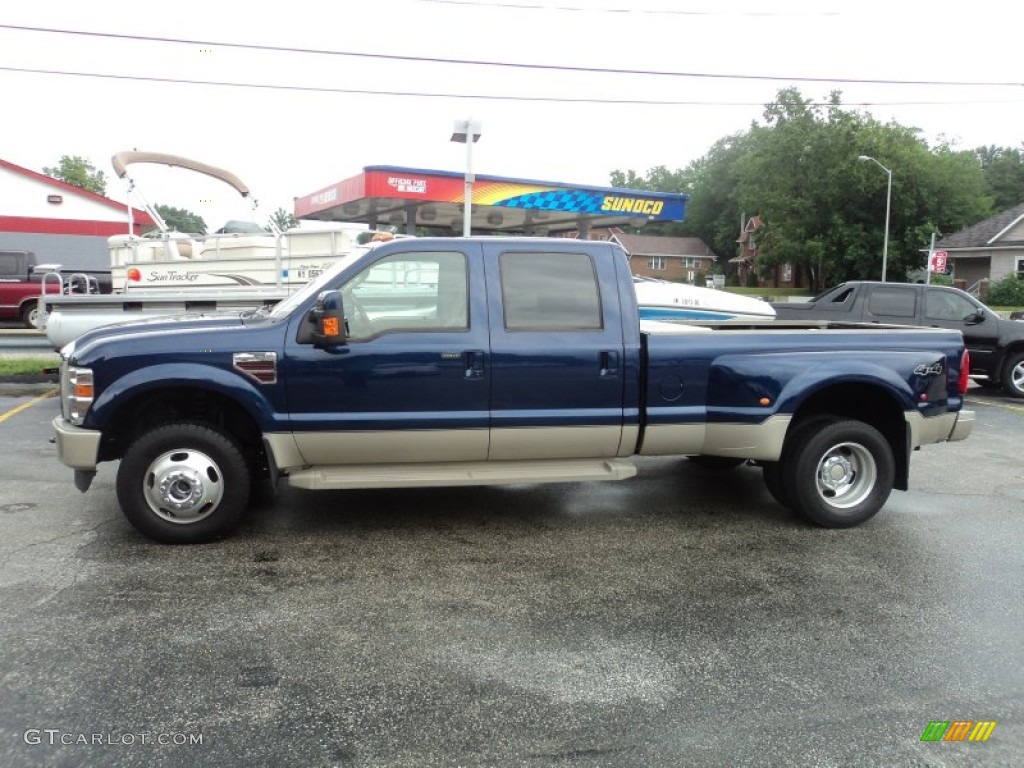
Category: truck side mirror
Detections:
[
  {"x1": 964, "y1": 311, "x2": 986, "y2": 325},
  {"x1": 310, "y1": 290, "x2": 347, "y2": 348}
]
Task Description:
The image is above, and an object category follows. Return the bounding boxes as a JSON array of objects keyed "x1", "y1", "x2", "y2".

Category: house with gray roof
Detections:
[{"x1": 935, "y1": 202, "x2": 1024, "y2": 290}]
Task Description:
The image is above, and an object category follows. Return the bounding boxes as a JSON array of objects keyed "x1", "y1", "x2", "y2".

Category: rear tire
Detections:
[
  {"x1": 781, "y1": 419, "x2": 894, "y2": 528},
  {"x1": 762, "y1": 415, "x2": 837, "y2": 512},
  {"x1": 116, "y1": 422, "x2": 250, "y2": 543},
  {"x1": 762, "y1": 462, "x2": 790, "y2": 508},
  {"x1": 21, "y1": 300, "x2": 41, "y2": 329}
]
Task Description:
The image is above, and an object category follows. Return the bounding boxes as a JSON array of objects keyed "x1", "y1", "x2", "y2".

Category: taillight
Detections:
[{"x1": 958, "y1": 349, "x2": 970, "y2": 395}]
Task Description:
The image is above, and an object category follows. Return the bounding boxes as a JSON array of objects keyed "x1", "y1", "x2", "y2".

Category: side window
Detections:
[
  {"x1": 500, "y1": 251, "x2": 603, "y2": 331},
  {"x1": 0, "y1": 253, "x2": 18, "y2": 277},
  {"x1": 867, "y1": 287, "x2": 915, "y2": 318},
  {"x1": 925, "y1": 290, "x2": 976, "y2": 321},
  {"x1": 341, "y1": 251, "x2": 467, "y2": 340},
  {"x1": 811, "y1": 286, "x2": 855, "y2": 308}
]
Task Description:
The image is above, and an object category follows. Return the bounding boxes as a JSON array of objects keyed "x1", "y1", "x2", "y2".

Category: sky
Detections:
[{"x1": 1, "y1": 0, "x2": 1021, "y2": 231}]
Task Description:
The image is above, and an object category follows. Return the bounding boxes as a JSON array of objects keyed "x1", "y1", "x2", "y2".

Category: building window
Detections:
[
  {"x1": 648, "y1": 256, "x2": 666, "y2": 271},
  {"x1": 781, "y1": 263, "x2": 793, "y2": 282},
  {"x1": 681, "y1": 257, "x2": 702, "y2": 269},
  {"x1": 1018, "y1": 259, "x2": 1024, "y2": 280}
]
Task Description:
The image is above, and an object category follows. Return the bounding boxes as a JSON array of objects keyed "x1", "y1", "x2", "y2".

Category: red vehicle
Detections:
[{"x1": 0, "y1": 250, "x2": 110, "y2": 328}]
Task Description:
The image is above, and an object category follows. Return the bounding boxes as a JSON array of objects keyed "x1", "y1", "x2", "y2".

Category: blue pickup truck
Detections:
[{"x1": 53, "y1": 237, "x2": 974, "y2": 543}]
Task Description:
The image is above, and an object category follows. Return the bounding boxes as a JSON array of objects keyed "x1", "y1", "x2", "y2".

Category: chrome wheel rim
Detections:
[
  {"x1": 815, "y1": 442, "x2": 876, "y2": 509},
  {"x1": 1011, "y1": 360, "x2": 1024, "y2": 394},
  {"x1": 142, "y1": 449, "x2": 224, "y2": 524}
]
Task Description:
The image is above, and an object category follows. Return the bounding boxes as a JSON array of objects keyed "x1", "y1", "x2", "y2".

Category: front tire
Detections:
[
  {"x1": 116, "y1": 422, "x2": 251, "y2": 543},
  {"x1": 1001, "y1": 351, "x2": 1024, "y2": 399},
  {"x1": 781, "y1": 419, "x2": 894, "y2": 528}
]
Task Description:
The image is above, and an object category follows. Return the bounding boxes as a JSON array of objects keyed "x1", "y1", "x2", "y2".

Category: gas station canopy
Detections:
[{"x1": 294, "y1": 166, "x2": 689, "y2": 235}]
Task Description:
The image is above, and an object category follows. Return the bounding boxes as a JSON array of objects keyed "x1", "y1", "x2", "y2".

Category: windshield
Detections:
[{"x1": 267, "y1": 248, "x2": 369, "y2": 319}]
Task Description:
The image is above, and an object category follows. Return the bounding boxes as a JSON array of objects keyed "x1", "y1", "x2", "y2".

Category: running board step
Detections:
[{"x1": 286, "y1": 458, "x2": 638, "y2": 490}]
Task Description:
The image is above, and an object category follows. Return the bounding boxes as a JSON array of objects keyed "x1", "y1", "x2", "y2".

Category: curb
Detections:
[{"x1": 0, "y1": 380, "x2": 59, "y2": 397}]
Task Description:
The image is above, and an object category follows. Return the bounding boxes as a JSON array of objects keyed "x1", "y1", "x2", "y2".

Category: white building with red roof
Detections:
[{"x1": 0, "y1": 157, "x2": 153, "y2": 270}]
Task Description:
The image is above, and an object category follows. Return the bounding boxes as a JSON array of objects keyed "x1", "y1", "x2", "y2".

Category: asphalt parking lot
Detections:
[{"x1": 0, "y1": 389, "x2": 1020, "y2": 767}]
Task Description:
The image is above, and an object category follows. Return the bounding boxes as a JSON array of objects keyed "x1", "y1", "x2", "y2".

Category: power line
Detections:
[
  {"x1": 416, "y1": 0, "x2": 841, "y2": 15},
  {"x1": 2, "y1": 65, "x2": 1020, "y2": 107},
  {"x1": 0, "y1": 23, "x2": 1020, "y2": 88}
]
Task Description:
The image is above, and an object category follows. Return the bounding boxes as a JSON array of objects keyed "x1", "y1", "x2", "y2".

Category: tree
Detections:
[
  {"x1": 43, "y1": 155, "x2": 107, "y2": 195},
  {"x1": 975, "y1": 145, "x2": 1024, "y2": 210},
  {"x1": 612, "y1": 88, "x2": 993, "y2": 291},
  {"x1": 155, "y1": 204, "x2": 207, "y2": 235},
  {"x1": 266, "y1": 207, "x2": 298, "y2": 233}
]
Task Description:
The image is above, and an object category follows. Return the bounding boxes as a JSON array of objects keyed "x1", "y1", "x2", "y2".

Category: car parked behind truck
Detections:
[
  {"x1": 0, "y1": 249, "x2": 111, "y2": 328},
  {"x1": 53, "y1": 238, "x2": 974, "y2": 543},
  {"x1": 772, "y1": 281, "x2": 1024, "y2": 398}
]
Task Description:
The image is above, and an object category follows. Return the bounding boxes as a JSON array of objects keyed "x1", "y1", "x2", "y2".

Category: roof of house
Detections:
[
  {"x1": 936, "y1": 201, "x2": 1024, "y2": 249},
  {"x1": 0, "y1": 157, "x2": 153, "y2": 225},
  {"x1": 612, "y1": 232, "x2": 716, "y2": 258},
  {"x1": 736, "y1": 215, "x2": 763, "y2": 245}
]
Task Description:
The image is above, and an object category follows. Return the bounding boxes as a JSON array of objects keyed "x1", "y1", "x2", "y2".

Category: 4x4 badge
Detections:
[{"x1": 914, "y1": 362, "x2": 944, "y2": 376}]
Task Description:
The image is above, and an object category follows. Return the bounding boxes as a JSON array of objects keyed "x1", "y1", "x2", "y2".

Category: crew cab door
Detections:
[
  {"x1": 483, "y1": 242, "x2": 629, "y2": 459},
  {"x1": 860, "y1": 284, "x2": 919, "y2": 324},
  {"x1": 922, "y1": 287, "x2": 1000, "y2": 372},
  {"x1": 283, "y1": 243, "x2": 490, "y2": 464}
]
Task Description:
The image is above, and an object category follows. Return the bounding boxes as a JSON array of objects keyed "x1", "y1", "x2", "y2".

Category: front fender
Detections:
[{"x1": 85, "y1": 362, "x2": 285, "y2": 432}]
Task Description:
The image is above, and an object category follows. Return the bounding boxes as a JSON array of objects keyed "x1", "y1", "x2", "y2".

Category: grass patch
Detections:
[{"x1": 0, "y1": 357, "x2": 60, "y2": 377}]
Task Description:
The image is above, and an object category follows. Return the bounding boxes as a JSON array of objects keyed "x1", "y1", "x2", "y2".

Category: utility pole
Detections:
[{"x1": 926, "y1": 231, "x2": 936, "y2": 285}]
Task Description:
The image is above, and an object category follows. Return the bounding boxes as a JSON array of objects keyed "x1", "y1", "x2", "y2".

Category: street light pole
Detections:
[
  {"x1": 451, "y1": 119, "x2": 482, "y2": 237},
  {"x1": 858, "y1": 155, "x2": 892, "y2": 282}
]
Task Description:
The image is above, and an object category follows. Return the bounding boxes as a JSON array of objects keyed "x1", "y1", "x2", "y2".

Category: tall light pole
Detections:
[
  {"x1": 451, "y1": 119, "x2": 482, "y2": 237},
  {"x1": 858, "y1": 155, "x2": 892, "y2": 282}
]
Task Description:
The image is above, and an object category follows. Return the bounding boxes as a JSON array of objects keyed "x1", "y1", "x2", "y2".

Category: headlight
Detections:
[{"x1": 64, "y1": 365, "x2": 94, "y2": 425}]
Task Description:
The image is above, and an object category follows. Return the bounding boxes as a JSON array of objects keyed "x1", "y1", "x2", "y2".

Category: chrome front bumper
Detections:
[{"x1": 52, "y1": 415, "x2": 101, "y2": 471}]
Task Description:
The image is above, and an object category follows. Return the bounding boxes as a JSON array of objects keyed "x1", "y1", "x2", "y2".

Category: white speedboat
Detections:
[{"x1": 632, "y1": 276, "x2": 775, "y2": 321}]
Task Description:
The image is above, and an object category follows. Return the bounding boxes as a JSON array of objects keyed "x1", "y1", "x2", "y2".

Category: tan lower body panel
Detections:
[
  {"x1": 905, "y1": 409, "x2": 975, "y2": 446},
  {"x1": 289, "y1": 429, "x2": 489, "y2": 467},
  {"x1": 639, "y1": 415, "x2": 791, "y2": 461},
  {"x1": 489, "y1": 425, "x2": 625, "y2": 460},
  {"x1": 270, "y1": 425, "x2": 630, "y2": 470},
  {"x1": 286, "y1": 458, "x2": 638, "y2": 490}
]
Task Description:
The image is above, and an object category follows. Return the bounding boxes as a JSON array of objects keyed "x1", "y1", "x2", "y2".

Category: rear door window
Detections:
[
  {"x1": 499, "y1": 251, "x2": 603, "y2": 331},
  {"x1": 866, "y1": 287, "x2": 916, "y2": 318}
]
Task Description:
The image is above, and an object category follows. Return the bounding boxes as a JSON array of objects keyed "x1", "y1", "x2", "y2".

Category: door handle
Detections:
[
  {"x1": 600, "y1": 350, "x2": 620, "y2": 377},
  {"x1": 463, "y1": 350, "x2": 485, "y2": 379}
]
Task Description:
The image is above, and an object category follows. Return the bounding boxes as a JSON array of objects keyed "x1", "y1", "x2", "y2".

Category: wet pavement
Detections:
[{"x1": 0, "y1": 393, "x2": 1020, "y2": 767}]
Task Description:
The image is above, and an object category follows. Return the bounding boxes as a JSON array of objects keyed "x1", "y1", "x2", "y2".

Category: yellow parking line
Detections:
[
  {"x1": 966, "y1": 395, "x2": 1024, "y2": 414},
  {"x1": 0, "y1": 389, "x2": 58, "y2": 424}
]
